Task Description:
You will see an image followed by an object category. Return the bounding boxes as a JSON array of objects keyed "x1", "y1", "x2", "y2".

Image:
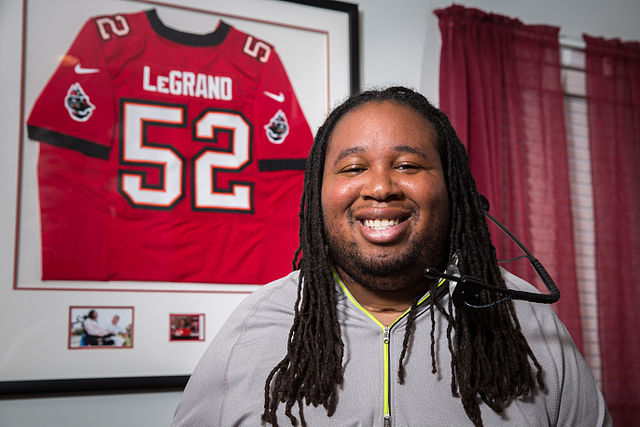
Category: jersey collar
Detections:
[{"x1": 146, "y1": 8, "x2": 231, "y2": 47}]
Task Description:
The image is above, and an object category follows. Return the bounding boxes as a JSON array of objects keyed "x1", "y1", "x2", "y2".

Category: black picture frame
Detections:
[
  {"x1": 1, "y1": 0, "x2": 359, "y2": 396},
  {"x1": 279, "y1": 0, "x2": 360, "y2": 94}
]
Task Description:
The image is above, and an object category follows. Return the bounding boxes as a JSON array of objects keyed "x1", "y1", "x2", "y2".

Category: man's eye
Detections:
[
  {"x1": 396, "y1": 163, "x2": 421, "y2": 171},
  {"x1": 339, "y1": 165, "x2": 366, "y2": 174}
]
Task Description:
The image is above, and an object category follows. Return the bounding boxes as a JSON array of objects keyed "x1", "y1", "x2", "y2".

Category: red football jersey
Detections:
[{"x1": 26, "y1": 9, "x2": 313, "y2": 284}]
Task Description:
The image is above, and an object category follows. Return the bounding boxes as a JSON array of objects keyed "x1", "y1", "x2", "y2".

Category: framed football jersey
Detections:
[
  {"x1": 2, "y1": 0, "x2": 358, "y2": 392},
  {"x1": 15, "y1": 0, "x2": 356, "y2": 291},
  {"x1": 27, "y1": 9, "x2": 314, "y2": 285}
]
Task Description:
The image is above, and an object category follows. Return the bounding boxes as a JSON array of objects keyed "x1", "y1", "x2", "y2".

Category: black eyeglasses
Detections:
[{"x1": 424, "y1": 211, "x2": 560, "y2": 309}]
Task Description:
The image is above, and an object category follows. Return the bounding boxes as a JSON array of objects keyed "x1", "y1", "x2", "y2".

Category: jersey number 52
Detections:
[{"x1": 118, "y1": 100, "x2": 253, "y2": 213}]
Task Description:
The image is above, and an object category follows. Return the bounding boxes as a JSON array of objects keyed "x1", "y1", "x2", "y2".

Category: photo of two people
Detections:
[{"x1": 69, "y1": 307, "x2": 133, "y2": 348}]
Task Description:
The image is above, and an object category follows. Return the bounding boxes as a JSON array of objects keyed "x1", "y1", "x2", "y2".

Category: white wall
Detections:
[
  {"x1": 1, "y1": 0, "x2": 639, "y2": 426},
  {"x1": 0, "y1": 391, "x2": 184, "y2": 427}
]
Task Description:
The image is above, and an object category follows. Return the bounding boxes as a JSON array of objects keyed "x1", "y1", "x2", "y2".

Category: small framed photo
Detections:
[
  {"x1": 170, "y1": 313, "x2": 205, "y2": 342},
  {"x1": 69, "y1": 306, "x2": 134, "y2": 349}
]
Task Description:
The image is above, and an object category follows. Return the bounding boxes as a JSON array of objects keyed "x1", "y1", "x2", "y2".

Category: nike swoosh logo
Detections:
[
  {"x1": 74, "y1": 64, "x2": 100, "y2": 74},
  {"x1": 263, "y1": 91, "x2": 285, "y2": 103}
]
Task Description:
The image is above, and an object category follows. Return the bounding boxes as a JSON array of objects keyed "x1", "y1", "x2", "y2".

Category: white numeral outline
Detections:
[
  {"x1": 243, "y1": 36, "x2": 271, "y2": 63},
  {"x1": 118, "y1": 101, "x2": 254, "y2": 212},
  {"x1": 193, "y1": 110, "x2": 253, "y2": 212},
  {"x1": 95, "y1": 15, "x2": 130, "y2": 41},
  {"x1": 119, "y1": 101, "x2": 186, "y2": 209}
]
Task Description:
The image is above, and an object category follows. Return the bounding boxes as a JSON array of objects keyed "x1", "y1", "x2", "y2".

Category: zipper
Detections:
[
  {"x1": 383, "y1": 325, "x2": 391, "y2": 426},
  {"x1": 331, "y1": 267, "x2": 447, "y2": 427}
]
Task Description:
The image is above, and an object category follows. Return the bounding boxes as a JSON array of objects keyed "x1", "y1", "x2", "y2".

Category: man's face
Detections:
[{"x1": 321, "y1": 101, "x2": 450, "y2": 291}]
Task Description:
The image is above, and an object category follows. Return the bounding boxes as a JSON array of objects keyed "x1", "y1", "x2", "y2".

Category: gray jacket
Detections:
[{"x1": 173, "y1": 269, "x2": 611, "y2": 426}]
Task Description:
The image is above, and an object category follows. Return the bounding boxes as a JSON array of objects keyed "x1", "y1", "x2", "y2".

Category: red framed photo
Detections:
[{"x1": 170, "y1": 313, "x2": 205, "y2": 342}]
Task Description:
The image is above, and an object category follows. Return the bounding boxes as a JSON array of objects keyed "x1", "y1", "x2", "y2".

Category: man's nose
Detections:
[{"x1": 361, "y1": 167, "x2": 401, "y2": 201}]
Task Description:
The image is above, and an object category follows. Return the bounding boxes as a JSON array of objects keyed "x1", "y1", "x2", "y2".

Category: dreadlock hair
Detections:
[{"x1": 262, "y1": 86, "x2": 545, "y2": 427}]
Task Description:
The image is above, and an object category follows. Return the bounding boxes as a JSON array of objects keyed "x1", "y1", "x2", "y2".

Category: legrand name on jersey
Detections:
[{"x1": 142, "y1": 65, "x2": 232, "y2": 100}]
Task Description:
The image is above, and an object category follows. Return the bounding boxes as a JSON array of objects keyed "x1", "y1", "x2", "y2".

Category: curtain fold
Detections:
[
  {"x1": 584, "y1": 34, "x2": 640, "y2": 425},
  {"x1": 435, "y1": 5, "x2": 583, "y2": 351}
]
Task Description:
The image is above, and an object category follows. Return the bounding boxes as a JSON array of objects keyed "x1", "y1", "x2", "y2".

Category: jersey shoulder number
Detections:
[
  {"x1": 242, "y1": 35, "x2": 271, "y2": 64},
  {"x1": 94, "y1": 14, "x2": 131, "y2": 41}
]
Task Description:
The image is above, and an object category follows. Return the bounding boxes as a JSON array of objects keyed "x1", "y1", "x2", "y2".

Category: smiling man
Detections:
[
  {"x1": 320, "y1": 101, "x2": 450, "y2": 325},
  {"x1": 172, "y1": 87, "x2": 610, "y2": 427}
]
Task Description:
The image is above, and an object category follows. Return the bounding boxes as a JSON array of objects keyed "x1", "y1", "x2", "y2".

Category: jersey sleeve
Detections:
[
  {"x1": 253, "y1": 49, "x2": 313, "y2": 171},
  {"x1": 26, "y1": 17, "x2": 116, "y2": 159}
]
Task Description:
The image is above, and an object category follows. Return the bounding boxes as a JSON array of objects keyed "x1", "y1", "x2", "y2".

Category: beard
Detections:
[{"x1": 325, "y1": 226, "x2": 447, "y2": 292}]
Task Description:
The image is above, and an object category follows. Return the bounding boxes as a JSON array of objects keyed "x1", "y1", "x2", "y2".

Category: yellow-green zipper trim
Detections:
[{"x1": 332, "y1": 267, "x2": 446, "y2": 426}]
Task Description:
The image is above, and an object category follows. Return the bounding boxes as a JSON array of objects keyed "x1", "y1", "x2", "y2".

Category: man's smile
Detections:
[
  {"x1": 362, "y1": 218, "x2": 401, "y2": 229},
  {"x1": 354, "y1": 207, "x2": 411, "y2": 230},
  {"x1": 353, "y1": 209, "x2": 413, "y2": 244}
]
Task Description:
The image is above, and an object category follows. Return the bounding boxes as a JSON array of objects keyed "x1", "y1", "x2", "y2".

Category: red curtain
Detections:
[
  {"x1": 435, "y1": 5, "x2": 583, "y2": 351},
  {"x1": 584, "y1": 34, "x2": 640, "y2": 425}
]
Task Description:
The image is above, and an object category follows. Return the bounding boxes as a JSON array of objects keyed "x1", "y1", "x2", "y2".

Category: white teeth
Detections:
[{"x1": 363, "y1": 219, "x2": 400, "y2": 229}]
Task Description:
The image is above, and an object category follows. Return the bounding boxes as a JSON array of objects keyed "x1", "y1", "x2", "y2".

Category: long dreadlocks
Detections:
[{"x1": 262, "y1": 86, "x2": 545, "y2": 427}]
